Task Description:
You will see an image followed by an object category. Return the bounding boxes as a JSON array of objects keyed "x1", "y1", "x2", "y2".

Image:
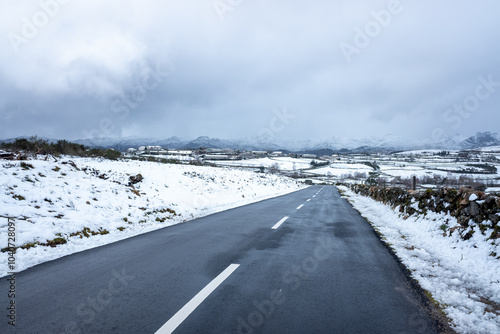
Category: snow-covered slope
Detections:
[{"x1": 0, "y1": 157, "x2": 304, "y2": 277}]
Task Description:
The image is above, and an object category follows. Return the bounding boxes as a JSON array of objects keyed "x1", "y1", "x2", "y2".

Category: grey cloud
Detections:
[{"x1": 0, "y1": 0, "x2": 499, "y2": 142}]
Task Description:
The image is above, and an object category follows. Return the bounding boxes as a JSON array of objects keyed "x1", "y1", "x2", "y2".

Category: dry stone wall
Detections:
[{"x1": 346, "y1": 184, "x2": 500, "y2": 241}]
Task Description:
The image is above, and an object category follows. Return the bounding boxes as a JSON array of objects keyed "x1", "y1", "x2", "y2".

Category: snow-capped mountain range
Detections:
[{"x1": 2, "y1": 132, "x2": 500, "y2": 153}]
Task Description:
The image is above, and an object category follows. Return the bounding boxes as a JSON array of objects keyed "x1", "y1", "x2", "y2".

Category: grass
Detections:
[
  {"x1": 2, "y1": 238, "x2": 68, "y2": 252},
  {"x1": 69, "y1": 227, "x2": 110, "y2": 238},
  {"x1": 45, "y1": 238, "x2": 67, "y2": 247},
  {"x1": 23, "y1": 176, "x2": 34, "y2": 183},
  {"x1": 20, "y1": 162, "x2": 34, "y2": 170},
  {"x1": 423, "y1": 290, "x2": 449, "y2": 319},
  {"x1": 145, "y1": 208, "x2": 178, "y2": 216}
]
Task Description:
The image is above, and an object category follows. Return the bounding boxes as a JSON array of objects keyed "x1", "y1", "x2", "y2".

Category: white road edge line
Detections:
[
  {"x1": 296, "y1": 204, "x2": 304, "y2": 210},
  {"x1": 155, "y1": 264, "x2": 240, "y2": 334},
  {"x1": 272, "y1": 216, "x2": 289, "y2": 230}
]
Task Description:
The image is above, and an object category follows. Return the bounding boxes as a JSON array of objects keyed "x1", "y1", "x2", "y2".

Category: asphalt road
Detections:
[{"x1": 1, "y1": 185, "x2": 451, "y2": 334}]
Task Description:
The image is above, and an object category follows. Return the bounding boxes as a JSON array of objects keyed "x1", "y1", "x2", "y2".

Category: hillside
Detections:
[{"x1": 0, "y1": 157, "x2": 304, "y2": 277}]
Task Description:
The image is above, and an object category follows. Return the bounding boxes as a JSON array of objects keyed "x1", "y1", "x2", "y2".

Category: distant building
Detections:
[
  {"x1": 204, "y1": 154, "x2": 230, "y2": 160},
  {"x1": 252, "y1": 151, "x2": 267, "y2": 157},
  {"x1": 167, "y1": 150, "x2": 193, "y2": 156},
  {"x1": 238, "y1": 152, "x2": 254, "y2": 160},
  {"x1": 207, "y1": 148, "x2": 225, "y2": 153}
]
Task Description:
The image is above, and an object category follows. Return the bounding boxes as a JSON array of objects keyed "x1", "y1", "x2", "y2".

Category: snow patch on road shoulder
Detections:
[{"x1": 338, "y1": 186, "x2": 500, "y2": 334}]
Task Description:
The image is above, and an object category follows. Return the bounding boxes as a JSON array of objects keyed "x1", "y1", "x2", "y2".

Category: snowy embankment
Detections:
[
  {"x1": 338, "y1": 186, "x2": 500, "y2": 334},
  {"x1": 0, "y1": 157, "x2": 305, "y2": 277}
]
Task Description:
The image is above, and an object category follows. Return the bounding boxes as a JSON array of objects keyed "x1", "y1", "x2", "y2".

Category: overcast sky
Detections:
[{"x1": 1, "y1": 0, "x2": 499, "y2": 142}]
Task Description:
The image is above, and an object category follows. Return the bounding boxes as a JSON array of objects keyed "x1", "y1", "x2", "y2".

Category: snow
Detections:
[
  {"x1": 305, "y1": 164, "x2": 372, "y2": 176},
  {"x1": 379, "y1": 165, "x2": 450, "y2": 178},
  {"x1": 339, "y1": 186, "x2": 500, "y2": 334},
  {"x1": 479, "y1": 146, "x2": 500, "y2": 152},
  {"x1": 210, "y1": 157, "x2": 315, "y2": 171},
  {"x1": 394, "y1": 149, "x2": 458, "y2": 155},
  {"x1": 487, "y1": 187, "x2": 500, "y2": 193},
  {"x1": 142, "y1": 154, "x2": 196, "y2": 161},
  {"x1": 0, "y1": 157, "x2": 305, "y2": 277},
  {"x1": 469, "y1": 193, "x2": 478, "y2": 201}
]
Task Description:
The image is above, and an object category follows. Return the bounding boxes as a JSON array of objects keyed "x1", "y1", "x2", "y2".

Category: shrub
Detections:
[{"x1": 0, "y1": 137, "x2": 122, "y2": 160}]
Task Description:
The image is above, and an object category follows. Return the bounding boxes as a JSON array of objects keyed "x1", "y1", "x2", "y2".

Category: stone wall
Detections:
[{"x1": 346, "y1": 184, "x2": 500, "y2": 241}]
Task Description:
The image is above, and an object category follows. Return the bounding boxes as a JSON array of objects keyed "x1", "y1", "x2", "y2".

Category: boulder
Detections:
[
  {"x1": 469, "y1": 201, "x2": 480, "y2": 216},
  {"x1": 129, "y1": 174, "x2": 144, "y2": 185}
]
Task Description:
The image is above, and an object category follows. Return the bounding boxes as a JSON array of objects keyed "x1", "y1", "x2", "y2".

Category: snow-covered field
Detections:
[
  {"x1": 210, "y1": 157, "x2": 315, "y2": 171},
  {"x1": 141, "y1": 154, "x2": 197, "y2": 161},
  {"x1": 339, "y1": 186, "x2": 500, "y2": 334},
  {"x1": 305, "y1": 163, "x2": 372, "y2": 177},
  {"x1": 379, "y1": 165, "x2": 450, "y2": 178},
  {"x1": 479, "y1": 146, "x2": 500, "y2": 152},
  {"x1": 0, "y1": 157, "x2": 305, "y2": 277}
]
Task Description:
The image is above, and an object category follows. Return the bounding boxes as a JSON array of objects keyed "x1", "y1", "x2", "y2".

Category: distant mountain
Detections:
[
  {"x1": 58, "y1": 132, "x2": 500, "y2": 152},
  {"x1": 460, "y1": 131, "x2": 500, "y2": 150},
  {"x1": 74, "y1": 136, "x2": 183, "y2": 151},
  {"x1": 3, "y1": 132, "x2": 499, "y2": 153},
  {"x1": 0, "y1": 136, "x2": 60, "y2": 144},
  {"x1": 183, "y1": 136, "x2": 240, "y2": 150}
]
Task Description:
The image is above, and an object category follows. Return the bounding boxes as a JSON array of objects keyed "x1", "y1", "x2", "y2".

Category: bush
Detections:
[{"x1": 0, "y1": 137, "x2": 122, "y2": 160}]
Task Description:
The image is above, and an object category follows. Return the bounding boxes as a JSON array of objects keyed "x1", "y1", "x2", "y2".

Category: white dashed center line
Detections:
[
  {"x1": 296, "y1": 204, "x2": 304, "y2": 210},
  {"x1": 272, "y1": 216, "x2": 289, "y2": 230},
  {"x1": 155, "y1": 264, "x2": 240, "y2": 334}
]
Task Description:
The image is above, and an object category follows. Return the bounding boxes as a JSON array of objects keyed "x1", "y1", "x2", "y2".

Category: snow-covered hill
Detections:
[
  {"x1": 0, "y1": 157, "x2": 304, "y2": 277},
  {"x1": 4, "y1": 131, "x2": 499, "y2": 152}
]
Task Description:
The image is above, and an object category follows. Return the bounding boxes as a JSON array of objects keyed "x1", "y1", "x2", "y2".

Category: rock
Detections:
[
  {"x1": 0, "y1": 152, "x2": 15, "y2": 160},
  {"x1": 484, "y1": 196, "x2": 496, "y2": 207},
  {"x1": 462, "y1": 207, "x2": 471, "y2": 216},
  {"x1": 469, "y1": 202, "x2": 480, "y2": 216},
  {"x1": 458, "y1": 215, "x2": 470, "y2": 227},
  {"x1": 129, "y1": 174, "x2": 144, "y2": 185},
  {"x1": 490, "y1": 214, "x2": 500, "y2": 225}
]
